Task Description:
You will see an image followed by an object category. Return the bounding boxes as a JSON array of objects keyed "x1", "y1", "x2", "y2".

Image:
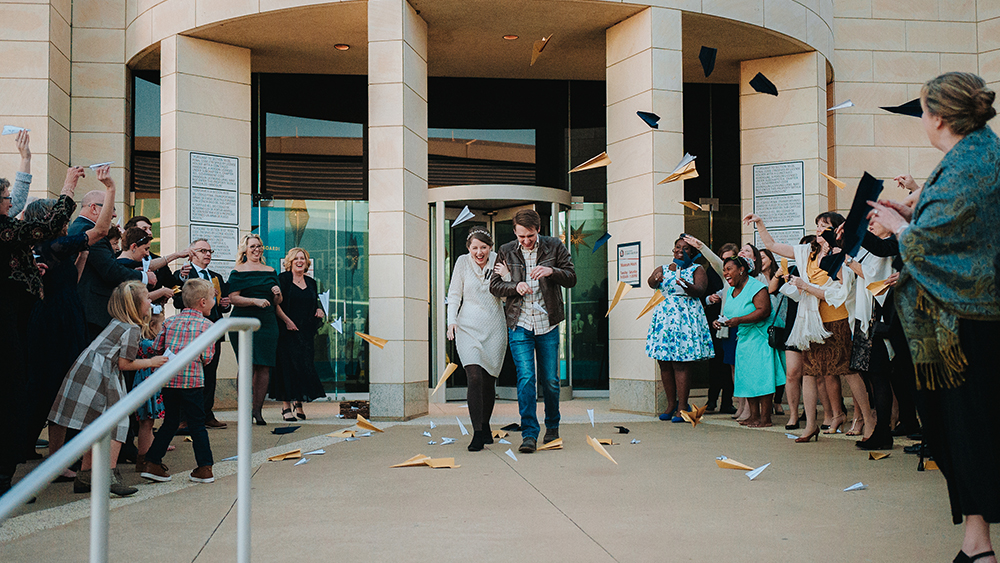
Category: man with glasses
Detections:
[
  {"x1": 125, "y1": 215, "x2": 182, "y2": 301},
  {"x1": 174, "y1": 239, "x2": 232, "y2": 429}
]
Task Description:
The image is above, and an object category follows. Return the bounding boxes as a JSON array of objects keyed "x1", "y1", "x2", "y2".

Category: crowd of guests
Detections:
[{"x1": 0, "y1": 134, "x2": 328, "y2": 498}]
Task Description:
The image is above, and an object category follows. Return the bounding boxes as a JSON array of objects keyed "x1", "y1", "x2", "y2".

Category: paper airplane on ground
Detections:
[
  {"x1": 630, "y1": 439, "x2": 640, "y2": 444},
  {"x1": 426, "y1": 458, "x2": 460, "y2": 469},
  {"x1": 597, "y1": 439, "x2": 615, "y2": 446},
  {"x1": 221, "y1": 455, "x2": 238, "y2": 462},
  {"x1": 844, "y1": 482, "x2": 868, "y2": 491},
  {"x1": 588, "y1": 409, "x2": 595, "y2": 427},
  {"x1": 569, "y1": 152, "x2": 611, "y2": 173},
  {"x1": 593, "y1": 232, "x2": 611, "y2": 253},
  {"x1": 586, "y1": 435, "x2": 618, "y2": 465},
  {"x1": 456, "y1": 417, "x2": 469, "y2": 436},
  {"x1": 89, "y1": 161, "x2": 114, "y2": 170},
  {"x1": 530, "y1": 34, "x2": 552, "y2": 66},
  {"x1": 294, "y1": 458, "x2": 309, "y2": 466},
  {"x1": 268, "y1": 449, "x2": 302, "y2": 462},
  {"x1": 423, "y1": 431, "x2": 432, "y2": 437},
  {"x1": 318, "y1": 290, "x2": 330, "y2": 316},
  {"x1": 2, "y1": 125, "x2": 28, "y2": 135},
  {"x1": 746, "y1": 463, "x2": 771, "y2": 480},
  {"x1": 328, "y1": 429, "x2": 356, "y2": 438},
  {"x1": 505, "y1": 449, "x2": 518, "y2": 461},
  {"x1": 658, "y1": 153, "x2": 698, "y2": 184},
  {"x1": 820, "y1": 171, "x2": 847, "y2": 189},
  {"x1": 715, "y1": 456, "x2": 754, "y2": 471},
  {"x1": 431, "y1": 363, "x2": 458, "y2": 396},
  {"x1": 357, "y1": 431, "x2": 373, "y2": 438},
  {"x1": 536, "y1": 438, "x2": 563, "y2": 451},
  {"x1": 636, "y1": 292, "x2": 666, "y2": 319},
  {"x1": 869, "y1": 452, "x2": 890, "y2": 460},
  {"x1": 391, "y1": 454, "x2": 431, "y2": 468},
  {"x1": 785, "y1": 433, "x2": 798, "y2": 439},
  {"x1": 680, "y1": 404, "x2": 708, "y2": 428},
  {"x1": 867, "y1": 279, "x2": 892, "y2": 297},
  {"x1": 498, "y1": 438, "x2": 512, "y2": 444},
  {"x1": 429, "y1": 421, "x2": 437, "y2": 429},
  {"x1": 331, "y1": 317, "x2": 343, "y2": 334},
  {"x1": 272, "y1": 426, "x2": 300, "y2": 435},
  {"x1": 606, "y1": 281, "x2": 632, "y2": 318},
  {"x1": 355, "y1": 414, "x2": 383, "y2": 433},
  {"x1": 491, "y1": 430, "x2": 508, "y2": 439},
  {"x1": 344, "y1": 437, "x2": 358, "y2": 442},
  {"x1": 828, "y1": 99, "x2": 854, "y2": 111},
  {"x1": 453, "y1": 205, "x2": 475, "y2": 227},
  {"x1": 440, "y1": 437, "x2": 456, "y2": 445},
  {"x1": 305, "y1": 449, "x2": 325, "y2": 456},
  {"x1": 428, "y1": 440, "x2": 437, "y2": 445},
  {"x1": 356, "y1": 332, "x2": 387, "y2": 349}
]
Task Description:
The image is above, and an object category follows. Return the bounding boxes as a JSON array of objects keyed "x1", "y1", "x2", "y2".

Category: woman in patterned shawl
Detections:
[{"x1": 869, "y1": 72, "x2": 1000, "y2": 563}]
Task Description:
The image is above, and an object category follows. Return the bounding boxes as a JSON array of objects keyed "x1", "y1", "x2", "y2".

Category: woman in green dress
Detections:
[{"x1": 228, "y1": 233, "x2": 281, "y2": 425}]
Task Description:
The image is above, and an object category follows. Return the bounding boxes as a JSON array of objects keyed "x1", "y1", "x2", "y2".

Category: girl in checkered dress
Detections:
[{"x1": 48, "y1": 280, "x2": 168, "y2": 496}]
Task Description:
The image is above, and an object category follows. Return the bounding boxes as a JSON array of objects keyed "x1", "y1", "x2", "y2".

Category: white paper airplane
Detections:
[
  {"x1": 294, "y1": 458, "x2": 309, "y2": 466},
  {"x1": 2, "y1": 125, "x2": 28, "y2": 135},
  {"x1": 745, "y1": 463, "x2": 771, "y2": 481},
  {"x1": 221, "y1": 455, "x2": 238, "y2": 462},
  {"x1": 429, "y1": 421, "x2": 437, "y2": 429},
  {"x1": 89, "y1": 161, "x2": 114, "y2": 170},
  {"x1": 785, "y1": 433, "x2": 798, "y2": 439},
  {"x1": 164, "y1": 349, "x2": 176, "y2": 360},
  {"x1": 456, "y1": 417, "x2": 469, "y2": 436},
  {"x1": 319, "y1": 290, "x2": 330, "y2": 316},
  {"x1": 357, "y1": 431, "x2": 373, "y2": 438},
  {"x1": 423, "y1": 431, "x2": 432, "y2": 437},
  {"x1": 453, "y1": 206, "x2": 475, "y2": 227},
  {"x1": 344, "y1": 437, "x2": 358, "y2": 442},
  {"x1": 828, "y1": 99, "x2": 854, "y2": 111},
  {"x1": 532, "y1": 301, "x2": 547, "y2": 314},
  {"x1": 441, "y1": 437, "x2": 455, "y2": 445},
  {"x1": 304, "y1": 449, "x2": 325, "y2": 456},
  {"x1": 671, "y1": 152, "x2": 696, "y2": 174},
  {"x1": 428, "y1": 441, "x2": 437, "y2": 445},
  {"x1": 505, "y1": 449, "x2": 518, "y2": 462},
  {"x1": 331, "y1": 317, "x2": 343, "y2": 334},
  {"x1": 498, "y1": 438, "x2": 512, "y2": 444},
  {"x1": 588, "y1": 409, "x2": 595, "y2": 428},
  {"x1": 631, "y1": 439, "x2": 640, "y2": 444},
  {"x1": 844, "y1": 482, "x2": 868, "y2": 491}
]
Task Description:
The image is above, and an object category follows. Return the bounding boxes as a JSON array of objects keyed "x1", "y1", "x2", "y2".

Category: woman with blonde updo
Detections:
[
  {"x1": 228, "y1": 234, "x2": 281, "y2": 425},
  {"x1": 271, "y1": 247, "x2": 326, "y2": 421},
  {"x1": 869, "y1": 72, "x2": 1000, "y2": 563}
]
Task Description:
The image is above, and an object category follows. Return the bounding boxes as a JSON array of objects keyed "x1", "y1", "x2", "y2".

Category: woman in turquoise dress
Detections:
[
  {"x1": 228, "y1": 233, "x2": 281, "y2": 425},
  {"x1": 715, "y1": 256, "x2": 785, "y2": 428},
  {"x1": 646, "y1": 238, "x2": 715, "y2": 422}
]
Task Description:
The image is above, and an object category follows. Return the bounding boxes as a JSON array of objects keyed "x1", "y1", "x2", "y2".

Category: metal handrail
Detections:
[{"x1": 0, "y1": 317, "x2": 260, "y2": 563}]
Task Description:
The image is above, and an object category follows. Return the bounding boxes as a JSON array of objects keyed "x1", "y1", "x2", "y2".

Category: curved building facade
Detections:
[{"x1": 2, "y1": 0, "x2": 997, "y2": 419}]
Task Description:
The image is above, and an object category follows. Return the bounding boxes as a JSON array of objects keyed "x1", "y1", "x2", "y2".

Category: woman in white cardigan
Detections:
[{"x1": 447, "y1": 228, "x2": 508, "y2": 451}]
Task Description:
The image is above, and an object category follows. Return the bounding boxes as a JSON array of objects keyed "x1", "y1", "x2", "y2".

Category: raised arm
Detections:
[
  {"x1": 743, "y1": 213, "x2": 795, "y2": 259},
  {"x1": 8, "y1": 130, "x2": 31, "y2": 217},
  {"x1": 684, "y1": 235, "x2": 723, "y2": 277},
  {"x1": 84, "y1": 166, "x2": 115, "y2": 245}
]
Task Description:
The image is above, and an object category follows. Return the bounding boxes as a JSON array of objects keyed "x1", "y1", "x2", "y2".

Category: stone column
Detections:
[
  {"x1": 70, "y1": 0, "x2": 129, "y2": 212},
  {"x1": 606, "y1": 7, "x2": 684, "y2": 415},
  {"x1": 367, "y1": 0, "x2": 429, "y2": 420},
  {"x1": 159, "y1": 35, "x2": 251, "y2": 262},
  {"x1": 740, "y1": 52, "x2": 828, "y2": 242},
  {"x1": 0, "y1": 0, "x2": 71, "y2": 195}
]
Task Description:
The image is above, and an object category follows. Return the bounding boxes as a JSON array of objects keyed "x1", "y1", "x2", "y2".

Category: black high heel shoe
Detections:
[
  {"x1": 468, "y1": 430, "x2": 486, "y2": 452},
  {"x1": 253, "y1": 411, "x2": 266, "y2": 426},
  {"x1": 294, "y1": 401, "x2": 306, "y2": 420},
  {"x1": 281, "y1": 408, "x2": 296, "y2": 422},
  {"x1": 954, "y1": 550, "x2": 995, "y2": 562}
]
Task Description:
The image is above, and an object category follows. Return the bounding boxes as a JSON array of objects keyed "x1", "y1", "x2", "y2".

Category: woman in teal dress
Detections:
[
  {"x1": 715, "y1": 256, "x2": 785, "y2": 428},
  {"x1": 228, "y1": 233, "x2": 282, "y2": 425}
]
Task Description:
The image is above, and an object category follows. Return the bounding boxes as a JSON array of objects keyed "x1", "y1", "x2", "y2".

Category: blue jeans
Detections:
[{"x1": 509, "y1": 326, "x2": 560, "y2": 439}]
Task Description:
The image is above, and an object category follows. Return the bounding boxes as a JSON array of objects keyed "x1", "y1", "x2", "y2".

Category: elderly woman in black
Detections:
[
  {"x1": 869, "y1": 72, "x2": 1000, "y2": 563},
  {"x1": 0, "y1": 167, "x2": 78, "y2": 495}
]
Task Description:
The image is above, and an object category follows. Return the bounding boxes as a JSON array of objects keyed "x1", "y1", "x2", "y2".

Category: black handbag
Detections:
[{"x1": 767, "y1": 294, "x2": 790, "y2": 350}]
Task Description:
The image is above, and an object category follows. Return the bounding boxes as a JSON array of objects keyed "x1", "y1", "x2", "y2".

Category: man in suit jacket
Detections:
[
  {"x1": 69, "y1": 191, "x2": 155, "y2": 342},
  {"x1": 174, "y1": 238, "x2": 232, "y2": 428}
]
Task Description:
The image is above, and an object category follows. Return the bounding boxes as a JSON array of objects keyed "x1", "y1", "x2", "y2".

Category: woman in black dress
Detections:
[
  {"x1": 22, "y1": 167, "x2": 117, "y2": 479},
  {"x1": 272, "y1": 247, "x2": 326, "y2": 421}
]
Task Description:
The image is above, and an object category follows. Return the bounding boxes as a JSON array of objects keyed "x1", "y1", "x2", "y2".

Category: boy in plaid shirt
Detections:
[{"x1": 140, "y1": 278, "x2": 218, "y2": 484}]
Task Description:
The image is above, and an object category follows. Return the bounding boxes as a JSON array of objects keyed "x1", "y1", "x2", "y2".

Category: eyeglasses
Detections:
[
  {"x1": 194, "y1": 248, "x2": 214, "y2": 254},
  {"x1": 92, "y1": 203, "x2": 103, "y2": 207},
  {"x1": 1, "y1": 196, "x2": 11, "y2": 202}
]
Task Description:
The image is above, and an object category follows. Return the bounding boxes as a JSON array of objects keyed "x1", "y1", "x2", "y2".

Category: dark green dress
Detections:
[{"x1": 228, "y1": 269, "x2": 280, "y2": 367}]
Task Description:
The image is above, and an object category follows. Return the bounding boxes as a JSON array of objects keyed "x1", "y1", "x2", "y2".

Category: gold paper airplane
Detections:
[
  {"x1": 536, "y1": 438, "x2": 563, "y2": 451},
  {"x1": 431, "y1": 363, "x2": 458, "y2": 396},
  {"x1": 780, "y1": 258, "x2": 789, "y2": 278},
  {"x1": 715, "y1": 457, "x2": 754, "y2": 470},
  {"x1": 327, "y1": 429, "x2": 356, "y2": 438},
  {"x1": 867, "y1": 279, "x2": 892, "y2": 297},
  {"x1": 820, "y1": 171, "x2": 846, "y2": 189},
  {"x1": 636, "y1": 292, "x2": 666, "y2": 319},
  {"x1": 211, "y1": 277, "x2": 222, "y2": 299},
  {"x1": 491, "y1": 430, "x2": 509, "y2": 439},
  {"x1": 680, "y1": 201, "x2": 703, "y2": 211},
  {"x1": 605, "y1": 281, "x2": 632, "y2": 318},
  {"x1": 172, "y1": 286, "x2": 182, "y2": 294},
  {"x1": 355, "y1": 414, "x2": 384, "y2": 433},
  {"x1": 391, "y1": 454, "x2": 431, "y2": 468},
  {"x1": 586, "y1": 435, "x2": 618, "y2": 465},
  {"x1": 658, "y1": 153, "x2": 698, "y2": 184},
  {"x1": 924, "y1": 460, "x2": 939, "y2": 470},
  {"x1": 569, "y1": 152, "x2": 611, "y2": 174},
  {"x1": 268, "y1": 449, "x2": 302, "y2": 462},
  {"x1": 530, "y1": 34, "x2": 552, "y2": 66},
  {"x1": 869, "y1": 452, "x2": 890, "y2": 460},
  {"x1": 355, "y1": 332, "x2": 387, "y2": 349},
  {"x1": 680, "y1": 404, "x2": 709, "y2": 428},
  {"x1": 597, "y1": 438, "x2": 615, "y2": 446}
]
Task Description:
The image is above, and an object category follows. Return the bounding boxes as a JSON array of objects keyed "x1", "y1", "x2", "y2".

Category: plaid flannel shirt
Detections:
[
  {"x1": 153, "y1": 308, "x2": 216, "y2": 388},
  {"x1": 516, "y1": 245, "x2": 555, "y2": 335}
]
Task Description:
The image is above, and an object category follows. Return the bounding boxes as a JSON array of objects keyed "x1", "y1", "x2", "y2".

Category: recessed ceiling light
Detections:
[
  {"x1": 503, "y1": 35, "x2": 518, "y2": 40},
  {"x1": 334, "y1": 44, "x2": 350, "y2": 51}
]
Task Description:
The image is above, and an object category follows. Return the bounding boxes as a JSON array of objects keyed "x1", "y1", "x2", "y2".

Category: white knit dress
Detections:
[{"x1": 447, "y1": 252, "x2": 508, "y2": 377}]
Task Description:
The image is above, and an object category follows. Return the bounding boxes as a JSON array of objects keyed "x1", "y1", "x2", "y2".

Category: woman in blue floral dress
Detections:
[{"x1": 646, "y1": 238, "x2": 715, "y2": 422}]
